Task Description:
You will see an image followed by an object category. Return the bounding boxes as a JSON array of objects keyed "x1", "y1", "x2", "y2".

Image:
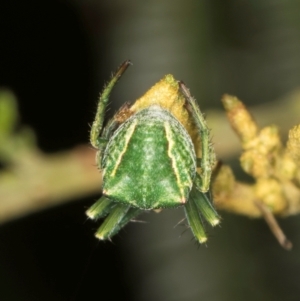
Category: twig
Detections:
[{"x1": 255, "y1": 201, "x2": 292, "y2": 250}]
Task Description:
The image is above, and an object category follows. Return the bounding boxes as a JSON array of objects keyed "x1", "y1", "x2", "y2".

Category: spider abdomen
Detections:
[{"x1": 102, "y1": 105, "x2": 197, "y2": 209}]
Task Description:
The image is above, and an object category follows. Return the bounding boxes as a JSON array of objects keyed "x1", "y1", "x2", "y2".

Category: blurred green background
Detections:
[{"x1": 1, "y1": 0, "x2": 300, "y2": 300}]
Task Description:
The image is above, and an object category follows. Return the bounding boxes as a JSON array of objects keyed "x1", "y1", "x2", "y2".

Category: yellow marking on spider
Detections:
[
  {"x1": 110, "y1": 120, "x2": 137, "y2": 177},
  {"x1": 164, "y1": 121, "x2": 188, "y2": 203},
  {"x1": 130, "y1": 74, "x2": 202, "y2": 158}
]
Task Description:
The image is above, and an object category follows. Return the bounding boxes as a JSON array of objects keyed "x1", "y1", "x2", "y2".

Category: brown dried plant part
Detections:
[{"x1": 213, "y1": 94, "x2": 300, "y2": 249}]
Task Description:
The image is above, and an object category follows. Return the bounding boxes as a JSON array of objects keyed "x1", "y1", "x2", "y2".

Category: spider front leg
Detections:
[
  {"x1": 86, "y1": 196, "x2": 141, "y2": 240},
  {"x1": 90, "y1": 60, "x2": 132, "y2": 149},
  {"x1": 90, "y1": 60, "x2": 131, "y2": 171},
  {"x1": 179, "y1": 81, "x2": 216, "y2": 193},
  {"x1": 179, "y1": 82, "x2": 219, "y2": 243},
  {"x1": 184, "y1": 178, "x2": 220, "y2": 243}
]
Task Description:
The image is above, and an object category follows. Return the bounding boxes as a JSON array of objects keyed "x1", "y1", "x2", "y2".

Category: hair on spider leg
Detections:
[
  {"x1": 176, "y1": 219, "x2": 207, "y2": 243},
  {"x1": 178, "y1": 226, "x2": 191, "y2": 239},
  {"x1": 129, "y1": 218, "x2": 148, "y2": 224},
  {"x1": 83, "y1": 214, "x2": 91, "y2": 225},
  {"x1": 214, "y1": 158, "x2": 223, "y2": 169},
  {"x1": 173, "y1": 217, "x2": 187, "y2": 229},
  {"x1": 173, "y1": 217, "x2": 190, "y2": 235}
]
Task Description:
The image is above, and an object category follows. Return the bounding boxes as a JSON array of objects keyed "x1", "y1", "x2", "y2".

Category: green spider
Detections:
[{"x1": 86, "y1": 60, "x2": 220, "y2": 243}]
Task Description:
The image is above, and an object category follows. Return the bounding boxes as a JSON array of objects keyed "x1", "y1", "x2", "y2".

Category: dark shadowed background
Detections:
[{"x1": 1, "y1": 1, "x2": 300, "y2": 300}]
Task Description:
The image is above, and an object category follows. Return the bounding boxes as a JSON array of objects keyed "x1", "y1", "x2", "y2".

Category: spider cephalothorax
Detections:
[{"x1": 86, "y1": 60, "x2": 220, "y2": 243}]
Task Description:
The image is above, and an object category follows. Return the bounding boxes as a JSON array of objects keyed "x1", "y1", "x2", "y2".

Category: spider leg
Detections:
[
  {"x1": 184, "y1": 182, "x2": 220, "y2": 243},
  {"x1": 184, "y1": 195, "x2": 207, "y2": 243},
  {"x1": 86, "y1": 195, "x2": 115, "y2": 220},
  {"x1": 179, "y1": 81, "x2": 216, "y2": 192},
  {"x1": 90, "y1": 60, "x2": 132, "y2": 149},
  {"x1": 95, "y1": 204, "x2": 143, "y2": 240},
  {"x1": 192, "y1": 178, "x2": 220, "y2": 227},
  {"x1": 94, "y1": 115, "x2": 120, "y2": 168}
]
